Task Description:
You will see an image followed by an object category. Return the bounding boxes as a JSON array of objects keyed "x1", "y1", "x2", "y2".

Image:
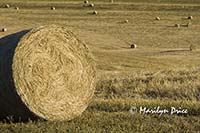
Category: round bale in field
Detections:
[
  {"x1": 0, "y1": 25, "x2": 96, "y2": 121},
  {"x1": 89, "y1": 3, "x2": 94, "y2": 7},
  {"x1": 5, "y1": 4, "x2": 10, "y2": 8},
  {"x1": 124, "y1": 19, "x2": 129, "y2": 23},
  {"x1": 93, "y1": 11, "x2": 98, "y2": 15},
  {"x1": 51, "y1": 7, "x2": 56, "y2": 10},
  {"x1": 84, "y1": 0, "x2": 89, "y2": 4},
  {"x1": 15, "y1": 7, "x2": 19, "y2": 10},
  {"x1": 130, "y1": 43, "x2": 137, "y2": 49},
  {"x1": 155, "y1": 17, "x2": 160, "y2": 21},
  {"x1": 188, "y1": 16, "x2": 193, "y2": 20},
  {"x1": 1, "y1": 28, "x2": 7, "y2": 32}
]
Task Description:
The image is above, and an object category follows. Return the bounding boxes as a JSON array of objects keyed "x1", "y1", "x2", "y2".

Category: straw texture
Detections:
[{"x1": 0, "y1": 25, "x2": 96, "y2": 121}]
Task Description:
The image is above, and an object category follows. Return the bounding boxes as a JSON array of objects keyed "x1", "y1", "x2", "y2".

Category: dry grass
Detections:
[{"x1": 0, "y1": 0, "x2": 199, "y2": 132}]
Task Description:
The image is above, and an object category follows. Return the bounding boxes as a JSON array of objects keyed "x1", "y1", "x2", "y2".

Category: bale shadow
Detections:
[
  {"x1": 181, "y1": 17, "x2": 192, "y2": 20},
  {"x1": 160, "y1": 49, "x2": 190, "y2": 53},
  {"x1": 0, "y1": 30, "x2": 44, "y2": 123},
  {"x1": 121, "y1": 46, "x2": 131, "y2": 49},
  {"x1": 117, "y1": 21, "x2": 128, "y2": 24},
  {"x1": 166, "y1": 25, "x2": 178, "y2": 28}
]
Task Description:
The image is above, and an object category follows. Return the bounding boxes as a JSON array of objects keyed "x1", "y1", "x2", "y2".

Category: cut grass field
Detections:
[{"x1": 0, "y1": 0, "x2": 199, "y2": 132}]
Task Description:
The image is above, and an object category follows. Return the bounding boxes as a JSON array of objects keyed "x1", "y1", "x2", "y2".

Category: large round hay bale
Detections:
[{"x1": 0, "y1": 25, "x2": 96, "y2": 121}]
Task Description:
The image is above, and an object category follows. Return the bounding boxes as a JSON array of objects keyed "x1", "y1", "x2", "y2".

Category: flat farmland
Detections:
[{"x1": 0, "y1": 0, "x2": 199, "y2": 132}]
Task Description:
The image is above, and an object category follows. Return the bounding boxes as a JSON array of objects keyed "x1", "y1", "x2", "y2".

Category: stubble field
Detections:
[{"x1": 0, "y1": 0, "x2": 199, "y2": 132}]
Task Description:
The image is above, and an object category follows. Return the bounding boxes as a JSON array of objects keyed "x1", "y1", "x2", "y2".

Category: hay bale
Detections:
[
  {"x1": 15, "y1": 7, "x2": 19, "y2": 10},
  {"x1": 51, "y1": 7, "x2": 56, "y2": 10},
  {"x1": 188, "y1": 16, "x2": 193, "y2": 20},
  {"x1": 155, "y1": 17, "x2": 160, "y2": 21},
  {"x1": 84, "y1": 0, "x2": 89, "y2": 4},
  {"x1": 1, "y1": 28, "x2": 7, "y2": 32},
  {"x1": 0, "y1": 25, "x2": 96, "y2": 121},
  {"x1": 175, "y1": 24, "x2": 180, "y2": 28},
  {"x1": 124, "y1": 19, "x2": 129, "y2": 23},
  {"x1": 89, "y1": 3, "x2": 94, "y2": 7},
  {"x1": 130, "y1": 43, "x2": 137, "y2": 49},
  {"x1": 92, "y1": 11, "x2": 98, "y2": 15},
  {"x1": 5, "y1": 4, "x2": 10, "y2": 8}
]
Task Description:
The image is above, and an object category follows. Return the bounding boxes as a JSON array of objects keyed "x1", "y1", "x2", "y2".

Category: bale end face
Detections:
[
  {"x1": 0, "y1": 25, "x2": 96, "y2": 121},
  {"x1": 84, "y1": 0, "x2": 89, "y2": 4},
  {"x1": 130, "y1": 44, "x2": 137, "y2": 49}
]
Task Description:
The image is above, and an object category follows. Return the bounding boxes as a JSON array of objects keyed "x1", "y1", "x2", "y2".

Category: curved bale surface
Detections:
[{"x1": 0, "y1": 25, "x2": 96, "y2": 121}]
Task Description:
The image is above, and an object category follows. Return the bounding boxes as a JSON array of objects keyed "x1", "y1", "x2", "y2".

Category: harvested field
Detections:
[{"x1": 0, "y1": 0, "x2": 199, "y2": 132}]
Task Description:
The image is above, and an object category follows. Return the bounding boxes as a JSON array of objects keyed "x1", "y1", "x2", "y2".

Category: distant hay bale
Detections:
[
  {"x1": 110, "y1": 0, "x2": 114, "y2": 3},
  {"x1": 51, "y1": 7, "x2": 56, "y2": 10},
  {"x1": 188, "y1": 16, "x2": 193, "y2": 20},
  {"x1": 1, "y1": 28, "x2": 7, "y2": 32},
  {"x1": 15, "y1": 7, "x2": 19, "y2": 10},
  {"x1": 92, "y1": 11, "x2": 98, "y2": 15},
  {"x1": 84, "y1": 0, "x2": 89, "y2": 4},
  {"x1": 155, "y1": 17, "x2": 160, "y2": 21},
  {"x1": 89, "y1": 3, "x2": 94, "y2": 7},
  {"x1": 175, "y1": 24, "x2": 180, "y2": 28},
  {"x1": 130, "y1": 43, "x2": 137, "y2": 49},
  {"x1": 5, "y1": 4, "x2": 10, "y2": 8},
  {"x1": 0, "y1": 25, "x2": 96, "y2": 121},
  {"x1": 124, "y1": 19, "x2": 129, "y2": 23}
]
